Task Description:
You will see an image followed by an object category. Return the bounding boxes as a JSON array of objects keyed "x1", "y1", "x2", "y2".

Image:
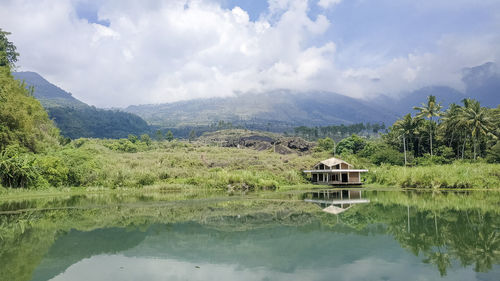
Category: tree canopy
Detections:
[{"x1": 0, "y1": 28, "x2": 19, "y2": 68}]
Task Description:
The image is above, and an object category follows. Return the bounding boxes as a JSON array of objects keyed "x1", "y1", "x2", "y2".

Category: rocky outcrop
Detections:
[{"x1": 199, "y1": 130, "x2": 315, "y2": 154}]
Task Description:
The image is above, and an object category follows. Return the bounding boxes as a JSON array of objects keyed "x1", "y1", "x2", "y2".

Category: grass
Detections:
[
  {"x1": 1, "y1": 137, "x2": 499, "y2": 192},
  {"x1": 366, "y1": 162, "x2": 500, "y2": 189}
]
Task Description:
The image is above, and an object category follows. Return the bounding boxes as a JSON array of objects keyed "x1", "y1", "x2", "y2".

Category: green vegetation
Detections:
[
  {"x1": 294, "y1": 122, "x2": 385, "y2": 141},
  {"x1": 12, "y1": 71, "x2": 151, "y2": 139},
  {"x1": 47, "y1": 106, "x2": 150, "y2": 139}
]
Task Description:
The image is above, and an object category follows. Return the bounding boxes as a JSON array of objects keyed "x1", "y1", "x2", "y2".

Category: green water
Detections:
[{"x1": 0, "y1": 189, "x2": 499, "y2": 281}]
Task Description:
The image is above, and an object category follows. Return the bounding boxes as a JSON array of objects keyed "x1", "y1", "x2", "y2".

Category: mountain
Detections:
[
  {"x1": 12, "y1": 71, "x2": 151, "y2": 139},
  {"x1": 462, "y1": 62, "x2": 500, "y2": 107},
  {"x1": 12, "y1": 72, "x2": 87, "y2": 108},
  {"x1": 369, "y1": 86, "x2": 467, "y2": 118},
  {"x1": 126, "y1": 62, "x2": 498, "y2": 131},
  {"x1": 126, "y1": 90, "x2": 397, "y2": 129}
]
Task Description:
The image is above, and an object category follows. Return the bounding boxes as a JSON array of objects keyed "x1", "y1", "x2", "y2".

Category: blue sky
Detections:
[{"x1": 1, "y1": 0, "x2": 499, "y2": 107}]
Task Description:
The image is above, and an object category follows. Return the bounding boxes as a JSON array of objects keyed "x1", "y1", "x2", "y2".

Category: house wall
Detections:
[
  {"x1": 348, "y1": 172, "x2": 360, "y2": 183},
  {"x1": 340, "y1": 163, "x2": 349, "y2": 169}
]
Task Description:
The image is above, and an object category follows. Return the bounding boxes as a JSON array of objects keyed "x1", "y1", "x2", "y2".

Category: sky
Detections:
[{"x1": 1, "y1": 0, "x2": 499, "y2": 107}]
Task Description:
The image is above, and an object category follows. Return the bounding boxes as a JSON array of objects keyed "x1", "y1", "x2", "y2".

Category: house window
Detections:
[{"x1": 319, "y1": 174, "x2": 323, "y2": 181}]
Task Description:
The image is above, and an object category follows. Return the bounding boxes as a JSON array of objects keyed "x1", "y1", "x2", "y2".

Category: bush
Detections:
[
  {"x1": 370, "y1": 146, "x2": 404, "y2": 166},
  {"x1": 486, "y1": 142, "x2": 500, "y2": 163},
  {"x1": 336, "y1": 134, "x2": 366, "y2": 155},
  {"x1": 35, "y1": 155, "x2": 68, "y2": 187},
  {"x1": 136, "y1": 173, "x2": 156, "y2": 186},
  {"x1": 0, "y1": 146, "x2": 40, "y2": 188},
  {"x1": 416, "y1": 154, "x2": 452, "y2": 165},
  {"x1": 315, "y1": 137, "x2": 335, "y2": 152}
]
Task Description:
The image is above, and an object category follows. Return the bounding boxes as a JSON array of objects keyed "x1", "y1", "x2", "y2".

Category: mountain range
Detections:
[
  {"x1": 125, "y1": 62, "x2": 499, "y2": 129},
  {"x1": 13, "y1": 62, "x2": 499, "y2": 138}
]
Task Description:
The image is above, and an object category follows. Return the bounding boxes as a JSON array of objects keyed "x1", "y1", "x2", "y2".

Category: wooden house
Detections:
[{"x1": 303, "y1": 157, "x2": 368, "y2": 185}]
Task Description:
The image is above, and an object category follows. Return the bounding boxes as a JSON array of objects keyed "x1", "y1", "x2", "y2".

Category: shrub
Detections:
[
  {"x1": 336, "y1": 134, "x2": 366, "y2": 155},
  {"x1": 0, "y1": 146, "x2": 40, "y2": 188},
  {"x1": 315, "y1": 137, "x2": 335, "y2": 152},
  {"x1": 370, "y1": 146, "x2": 404, "y2": 166},
  {"x1": 486, "y1": 142, "x2": 500, "y2": 163},
  {"x1": 136, "y1": 173, "x2": 156, "y2": 186},
  {"x1": 416, "y1": 154, "x2": 452, "y2": 165},
  {"x1": 34, "y1": 155, "x2": 68, "y2": 187}
]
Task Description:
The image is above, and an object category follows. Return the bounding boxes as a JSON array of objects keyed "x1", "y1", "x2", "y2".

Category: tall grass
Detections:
[
  {"x1": 366, "y1": 162, "x2": 500, "y2": 189},
  {"x1": 70, "y1": 139, "x2": 326, "y2": 190}
]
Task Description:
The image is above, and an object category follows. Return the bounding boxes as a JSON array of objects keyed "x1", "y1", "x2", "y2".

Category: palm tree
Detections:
[
  {"x1": 394, "y1": 114, "x2": 421, "y2": 164},
  {"x1": 440, "y1": 103, "x2": 468, "y2": 158},
  {"x1": 460, "y1": 99, "x2": 497, "y2": 160},
  {"x1": 414, "y1": 95, "x2": 442, "y2": 156}
]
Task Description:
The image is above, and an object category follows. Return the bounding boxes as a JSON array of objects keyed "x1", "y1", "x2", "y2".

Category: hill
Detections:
[
  {"x1": 12, "y1": 72, "x2": 151, "y2": 139},
  {"x1": 125, "y1": 63, "x2": 498, "y2": 131},
  {"x1": 12, "y1": 71, "x2": 86, "y2": 108},
  {"x1": 126, "y1": 90, "x2": 396, "y2": 129}
]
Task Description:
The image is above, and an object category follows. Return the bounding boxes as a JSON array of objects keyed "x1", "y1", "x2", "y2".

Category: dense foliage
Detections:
[
  {"x1": 48, "y1": 106, "x2": 150, "y2": 139},
  {"x1": 12, "y1": 71, "x2": 152, "y2": 139},
  {"x1": 0, "y1": 69, "x2": 60, "y2": 153},
  {"x1": 386, "y1": 96, "x2": 500, "y2": 162},
  {"x1": 294, "y1": 122, "x2": 385, "y2": 141}
]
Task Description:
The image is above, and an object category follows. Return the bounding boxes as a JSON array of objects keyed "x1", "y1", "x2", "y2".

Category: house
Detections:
[{"x1": 303, "y1": 157, "x2": 368, "y2": 185}]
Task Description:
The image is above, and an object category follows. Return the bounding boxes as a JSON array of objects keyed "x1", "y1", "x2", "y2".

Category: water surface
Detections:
[{"x1": 0, "y1": 189, "x2": 499, "y2": 281}]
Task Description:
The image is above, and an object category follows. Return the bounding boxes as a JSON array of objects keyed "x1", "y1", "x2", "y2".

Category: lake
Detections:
[{"x1": 0, "y1": 188, "x2": 499, "y2": 281}]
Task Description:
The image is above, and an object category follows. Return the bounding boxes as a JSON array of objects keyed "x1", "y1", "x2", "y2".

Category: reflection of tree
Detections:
[
  {"x1": 377, "y1": 202, "x2": 500, "y2": 276},
  {"x1": 423, "y1": 250, "x2": 451, "y2": 276},
  {"x1": 466, "y1": 227, "x2": 500, "y2": 272}
]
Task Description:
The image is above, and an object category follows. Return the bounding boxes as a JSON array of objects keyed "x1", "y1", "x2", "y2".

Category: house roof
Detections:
[{"x1": 315, "y1": 157, "x2": 352, "y2": 168}]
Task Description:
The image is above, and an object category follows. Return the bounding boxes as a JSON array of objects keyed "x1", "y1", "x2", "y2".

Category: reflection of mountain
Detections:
[
  {"x1": 31, "y1": 228, "x2": 148, "y2": 281},
  {"x1": 31, "y1": 222, "x2": 407, "y2": 281},
  {"x1": 30, "y1": 204, "x2": 500, "y2": 281}
]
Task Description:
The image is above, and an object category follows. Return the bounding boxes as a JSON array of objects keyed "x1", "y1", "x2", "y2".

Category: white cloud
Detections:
[
  {"x1": 318, "y1": 0, "x2": 342, "y2": 9},
  {"x1": 0, "y1": 0, "x2": 498, "y2": 107}
]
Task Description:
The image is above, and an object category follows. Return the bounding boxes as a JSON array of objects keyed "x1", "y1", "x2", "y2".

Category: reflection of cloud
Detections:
[
  {"x1": 0, "y1": 0, "x2": 499, "y2": 107},
  {"x1": 48, "y1": 254, "x2": 482, "y2": 281}
]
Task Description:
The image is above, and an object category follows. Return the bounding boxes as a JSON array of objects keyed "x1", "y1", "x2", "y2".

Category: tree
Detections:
[
  {"x1": 316, "y1": 137, "x2": 335, "y2": 152},
  {"x1": 0, "y1": 29, "x2": 19, "y2": 68},
  {"x1": 393, "y1": 114, "x2": 421, "y2": 165},
  {"x1": 155, "y1": 130, "x2": 164, "y2": 141},
  {"x1": 188, "y1": 130, "x2": 196, "y2": 142},
  {"x1": 460, "y1": 99, "x2": 497, "y2": 160},
  {"x1": 166, "y1": 130, "x2": 174, "y2": 142},
  {"x1": 440, "y1": 103, "x2": 468, "y2": 159},
  {"x1": 140, "y1": 134, "x2": 151, "y2": 145},
  {"x1": 414, "y1": 95, "x2": 442, "y2": 156},
  {"x1": 128, "y1": 134, "x2": 138, "y2": 143},
  {"x1": 335, "y1": 134, "x2": 366, "y2": 155}
]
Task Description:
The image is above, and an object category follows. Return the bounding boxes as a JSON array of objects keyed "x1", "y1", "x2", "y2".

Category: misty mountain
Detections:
[
  {"x1": 463, "y1": 62, "x2": 500, "y2": 107},
  {"x1": 126, "y1": 62, "x2": 498, "y2": 130},
  {"x1": 12, "y1": 71, "x2": 150, "y2": 139},
  {"x1": 125, "y1": 90, "x2": 397, "y2": 129}
]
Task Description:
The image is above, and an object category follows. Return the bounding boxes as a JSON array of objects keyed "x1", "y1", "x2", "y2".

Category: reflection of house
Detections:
[
  {"x1": 304, "y1": 189, "x2": 370, "y2": 214},
  {"x1": 303, "y1": 157, "x2": 368, "y2": 185}
]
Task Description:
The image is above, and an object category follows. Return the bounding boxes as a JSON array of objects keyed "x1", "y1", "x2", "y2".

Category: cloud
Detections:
[
  {"x1": 317, "y1": 0, "x2": 342, "y2": 9},
  {"x1": 0, "y1": 0, "x2": 498, "y2": 107}
]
